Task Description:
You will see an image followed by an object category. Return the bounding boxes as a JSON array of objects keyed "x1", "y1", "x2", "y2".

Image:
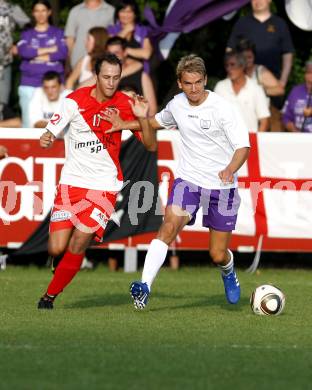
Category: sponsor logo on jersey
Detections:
[
  {"x1": 51, "y1": 210, "x2": 72, "y2": 222},
  {"x1": 188, "y1": 114, "x2": 199, "y2": 119},
  {"x1": 74, "y1": 139, "x2": 102, "y2": 149},
  {"x1": 200, "y1": 119, "x2": 211, "y2": 129},
  {"x1": 90, "y1": 208, "x2": 108, "y2": 229}
]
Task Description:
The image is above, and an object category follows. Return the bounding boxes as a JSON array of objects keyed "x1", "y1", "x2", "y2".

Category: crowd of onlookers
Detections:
[{"x1": 0, "y1": 0, "x2": 311, "y2": 137}]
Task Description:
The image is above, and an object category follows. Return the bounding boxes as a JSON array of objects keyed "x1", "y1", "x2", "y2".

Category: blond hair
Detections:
[{"x1": 176, "y1": 54, "x2": 206, "y2": 80}]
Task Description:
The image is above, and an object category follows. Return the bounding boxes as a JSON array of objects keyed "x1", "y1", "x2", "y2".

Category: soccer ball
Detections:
[{"x1": 250, "y1": 284, "x2": 285, "y2": 316}]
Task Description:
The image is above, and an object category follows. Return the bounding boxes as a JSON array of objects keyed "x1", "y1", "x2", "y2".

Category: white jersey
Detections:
[
  {"x1": 46, "y1": 86, "x2": 138, "y2": 191},
  {"x1": 155, "y1": 91, "x2": 250, "y2": 189}
]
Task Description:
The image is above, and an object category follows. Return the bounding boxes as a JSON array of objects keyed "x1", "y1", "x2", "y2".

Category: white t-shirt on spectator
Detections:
[
  {"x1": 155, "y1": 91, "x2": 250, "y2": 189},
  {"x1": 29, "y1": 88, "x2": 70, "y2": 127},
  {"x1": 214, "y1": 77, "x2": 270, "y2": 133}
]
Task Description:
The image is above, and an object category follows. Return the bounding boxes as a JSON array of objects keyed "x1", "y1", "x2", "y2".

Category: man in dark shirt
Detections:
[
  {"x1": 227, "y1": 0, "x2": 294, "y2": 84},
  {"x1": 227, "y1": 0, "x2": 294, "y2": 131}
]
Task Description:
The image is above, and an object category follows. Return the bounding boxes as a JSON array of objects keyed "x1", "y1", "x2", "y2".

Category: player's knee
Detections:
[
  {"x1": 157, "y1": 221, "x2": 178, "y2": 245},
  {"x1": 48, "y1": 243, "x2": 65, "y2": 258},
  {"x1": 210, "y1": 248, "x2": 227, "y2": 264},
  {"x1": 68, "y1": 235, "x2": 91, "y2": 254}
]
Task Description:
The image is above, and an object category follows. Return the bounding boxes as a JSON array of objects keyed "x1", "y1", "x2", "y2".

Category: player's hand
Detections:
[
  {"x1": 0, "y1": 145, "x2": 8, "y2": 159},
  {"x1": 40, "y1": 131, "x2": 55, "y2": 148},
  {"x1": 218, "y1": 167, "x2": 234, "y2": 184},
  {"x1": 130, "y1": 95, "x2": 149, "y2": 118},
  {"x1": 100, "y1": 108, "x2": 125, "y2": 134}
]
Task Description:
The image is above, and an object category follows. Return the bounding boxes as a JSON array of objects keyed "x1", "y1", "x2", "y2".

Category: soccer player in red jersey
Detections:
[{"x1": 38, "y1": 53, "x2": 157, "y2": 309}]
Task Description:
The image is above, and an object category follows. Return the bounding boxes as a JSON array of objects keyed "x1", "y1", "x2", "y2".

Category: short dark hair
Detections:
[
  {"x1": 106, "y1": 36, "x2": 127, "y2": 51},
  {"x1": 42, "y1": 71, "x2": 61, "y2": 84},
  {"x1": 94, "y1": 53, "x2": 122, "y2": 75},
  {"x1": 114, "y1": 0, "x2": 140, "y2": 23}
]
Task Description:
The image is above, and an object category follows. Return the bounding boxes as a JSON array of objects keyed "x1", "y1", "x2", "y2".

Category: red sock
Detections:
[{"x1": 47, "y1": 251, "x2": 84, "y2": 296}]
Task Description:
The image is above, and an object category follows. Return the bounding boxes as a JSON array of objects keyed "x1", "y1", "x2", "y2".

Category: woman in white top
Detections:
[
  {"x1": 65, "y1": 27, "x2": 108, "y2": 90},
  {"x1": 236, "y1": 38, "x2": 284, "y2": 97}
]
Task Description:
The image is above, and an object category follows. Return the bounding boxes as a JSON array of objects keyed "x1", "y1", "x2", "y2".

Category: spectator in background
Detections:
[
  {"x1": 74, "y1": 34, "x2": 144, "y2": 90},
  {"x1": 108, "y1": 0, "x2": 153, "y2": 73},
  {"x1": 66, "y1": 27, "x2": 108, "y2": 90},
  {"x1": 282, "y1": 61, "x2": 312, "y2": 133},
  {"x1": 106, "y1": 36, "x2": 157, "y2": 116},
  {"x1": 65, "y1": 0, "x2": 114, "y2": 69},
  {"x1": 0, "y1": 1, "x2": 29, "y2": 108},
  {"x1": 227, "y1": 0, "x2": 294, "y2": 131},
  {"x1": 29, "y1": 71, "x2": 70, "y2": 128},
  {"x1": 214, "y1": 51, "x2": 270, "y2": 133},
  {"x1": 17, "y1": 0, "x2": 67, "y2": 128},
  {"x1": 236, "y1": 38, "x2": 284, "y2": 98}
]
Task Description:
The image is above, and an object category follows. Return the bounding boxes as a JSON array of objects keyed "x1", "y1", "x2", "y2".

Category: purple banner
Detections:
[{"x1": 144, "y1": 0, "x2": 250, "y2": 37}]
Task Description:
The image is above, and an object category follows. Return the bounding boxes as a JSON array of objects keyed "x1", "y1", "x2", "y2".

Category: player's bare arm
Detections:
[
  {"x1": 130, "y1": 95, "x2": 157, "y2": 152},
  {"x1": 218, "y1": 147, "x2": 250, "y2": 184},
  {"x1": 104, "y1": 111, "x2": 164, "y2": 134},
  {"x1": 40, "y1": 130, "x2": 55, "y2": 148}
]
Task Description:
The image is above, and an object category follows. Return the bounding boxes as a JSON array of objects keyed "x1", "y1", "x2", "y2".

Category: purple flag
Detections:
[{"x1": 144, "y1": 0, "x2": 250, "y2": 37}]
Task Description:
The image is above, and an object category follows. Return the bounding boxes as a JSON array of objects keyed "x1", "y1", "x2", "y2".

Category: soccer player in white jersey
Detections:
[
  {"x1": 107, "y1": 54, "x2": 250, "y2": 309},
  {"x1": 37, "y1": 53, "x2": 157, "y2": 309}
]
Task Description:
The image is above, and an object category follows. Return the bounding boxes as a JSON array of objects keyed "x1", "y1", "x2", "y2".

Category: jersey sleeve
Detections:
[
  {"x1": 46, "y1": 97, "x2": 77, "y2": 137},
  {"x1": 219, "y1": 102, "x2": 250, "y2": 151},
  {"x1": 155, "y1": 100, "x2": 178, "y2": 129}
]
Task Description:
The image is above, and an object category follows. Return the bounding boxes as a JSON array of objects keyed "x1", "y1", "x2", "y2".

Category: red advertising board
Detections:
[{"x1": 1, "y1": 129, "x2": 312, "y2": 252}]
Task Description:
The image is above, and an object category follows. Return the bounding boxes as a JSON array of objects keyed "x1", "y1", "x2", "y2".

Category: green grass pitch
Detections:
[{"x1": 1, "y1": 265, "x2": 312, "y2": 390}]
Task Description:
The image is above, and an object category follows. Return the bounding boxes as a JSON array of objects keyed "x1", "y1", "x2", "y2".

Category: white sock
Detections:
[
  {"x1": 142, "y1": 239, "x2": 168, "y2": 290},
  {"x1": 219, "y1": 249, "x2": 234, "y2": 276}
]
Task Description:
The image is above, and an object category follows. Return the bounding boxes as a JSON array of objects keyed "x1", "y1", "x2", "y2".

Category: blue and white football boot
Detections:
[
  {"x1": 130, "y1": 281, "x2": 150, "y2": 309},
  {"x1": 222, "y1": 249, "x2": 241, "y2": 304}
]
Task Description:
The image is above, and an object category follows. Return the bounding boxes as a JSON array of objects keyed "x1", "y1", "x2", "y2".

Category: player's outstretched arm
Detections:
[
  {"x1": 102, "y1": 108, "x2": 141, "y2": 133},
  {"x1": 130, "y1": 96, "x2": 157, "y2": 152},
  {"x1": 104, "y1": 108, "x2": 163, "y2": 134},
  {"x1": 218, "y1": 147, "x2": 250, "y2": 184},
  {"x1": 40, "y1": 130, "x2": 55, "y2": 148}
]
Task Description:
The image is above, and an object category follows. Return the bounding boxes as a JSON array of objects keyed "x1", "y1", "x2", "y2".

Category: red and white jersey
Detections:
[{"x1": 46, "y1": 86, "x2": 140, "y2": 191}]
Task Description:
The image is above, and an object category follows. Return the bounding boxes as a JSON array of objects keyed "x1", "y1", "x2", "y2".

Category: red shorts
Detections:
[{"x1": 50, "y1": 184, "x2": 117, "y2": 242}]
